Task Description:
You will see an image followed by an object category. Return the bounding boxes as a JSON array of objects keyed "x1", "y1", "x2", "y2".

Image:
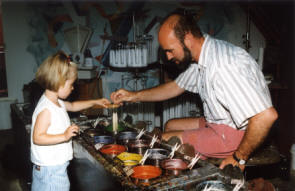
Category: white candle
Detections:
[{"x1": 112, "y1": 111, "x2": 118, "y2": 134}]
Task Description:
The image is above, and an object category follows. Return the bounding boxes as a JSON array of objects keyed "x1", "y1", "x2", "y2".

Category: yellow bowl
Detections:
[
  {"x1": 117, "y1": 152, "x2": 142, "y2": 166},
  {"x1": 124, "y1": 160, "x2": 139, "y2": 166}
]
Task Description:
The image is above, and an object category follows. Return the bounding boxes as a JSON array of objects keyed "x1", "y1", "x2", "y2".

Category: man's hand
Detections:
[
  {"x1": 110, "y1": 89, "x2": 136, "y2": 104},
  {"x1": 219, "y1": 155, "x2": 245, "y2": 171},
  {"x1": 219, "y1": 107, "x2": 278, "y2": 172}
]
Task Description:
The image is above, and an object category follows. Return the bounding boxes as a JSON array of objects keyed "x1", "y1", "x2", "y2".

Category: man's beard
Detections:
[{"x1": 171, "y1": 45, "x2": 193, "y2": 72}]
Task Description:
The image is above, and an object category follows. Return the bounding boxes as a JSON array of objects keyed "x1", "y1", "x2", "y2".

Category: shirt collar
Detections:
[{"x1": 198, "y1": 33, "x2": 210, "y2": 69}]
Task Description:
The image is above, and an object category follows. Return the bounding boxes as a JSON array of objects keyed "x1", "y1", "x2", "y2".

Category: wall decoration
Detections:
[
  {"x1": 26, "y1": 3, "x2": 71, "y2": 67},
  {"x1": 48, "y1": 15, "x2": 72, "y2": 48}
]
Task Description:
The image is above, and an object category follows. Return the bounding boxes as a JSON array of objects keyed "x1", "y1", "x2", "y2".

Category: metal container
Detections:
[
  {"x1": 195, "y1": 180, "x2": 232, "y2": 191},
  {"x1": 94, "y1": 135, "x2": 115, "y2": 144},
  {"x1": 128, "y1": 139, "x2": 149, "y2": 156},
  {"x1": 84, "y1": 128, "x2": 101, "y2": 138},
  {"x1": 145, "y1": 148, "x2": 169, "y2": 167},
  {"x1": 116, "y1": 131, "x2": 138, "y2": 146},
  {"x1": 161, "y1": 158, "x2": 188, "y2": 176}
]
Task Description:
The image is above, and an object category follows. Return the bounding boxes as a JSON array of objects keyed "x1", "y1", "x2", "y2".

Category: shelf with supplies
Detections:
[
  {"x1": 76, "y1": 77, "x2": 104, "y2": 116},
  {"x1": 77, "y1": 66, "x2": 97, "y2": 80}
]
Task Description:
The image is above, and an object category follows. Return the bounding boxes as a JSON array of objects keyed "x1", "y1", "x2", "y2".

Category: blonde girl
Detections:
[{"x1": 31, "y1": 51, "x2": 110, "y2": 191}]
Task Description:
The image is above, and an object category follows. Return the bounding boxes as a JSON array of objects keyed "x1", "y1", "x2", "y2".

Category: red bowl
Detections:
[
  {"x1": 161, "y1": 158, "x2": 188, "y2": 170},
  {"x1": 99, "y1": 144, "x2": 126, "y2": 155},
  {"x1": 131, "y1": 165, "x2": 161, "y2": 180}
]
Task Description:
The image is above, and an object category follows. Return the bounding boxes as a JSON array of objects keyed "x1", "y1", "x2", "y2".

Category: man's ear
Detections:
[{"x1": 184, "y1": 33, "x2": 193, "y2": 49}]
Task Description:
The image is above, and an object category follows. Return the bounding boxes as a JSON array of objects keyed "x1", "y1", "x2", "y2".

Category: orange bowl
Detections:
[
  {"x1": 131, "y1": 165, "x2": 161, "y2": 180},
  {"x1": 99, "y1": 144, "x2": 126, "y2": 155}
]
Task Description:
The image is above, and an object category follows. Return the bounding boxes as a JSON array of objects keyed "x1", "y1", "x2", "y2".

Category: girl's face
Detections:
[{"x1": 57, "y1": 77, "x2": 76, "y2": 99}]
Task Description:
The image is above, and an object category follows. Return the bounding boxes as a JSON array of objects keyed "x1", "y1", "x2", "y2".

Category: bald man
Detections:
[{"x1": 110, "y1": 13, "x2": 278, "y2": 171}]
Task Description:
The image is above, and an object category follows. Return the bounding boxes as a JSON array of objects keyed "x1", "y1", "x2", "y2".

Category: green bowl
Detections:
[{"x1": 105, "y1": 122, "x2": 126, "y2": 133}]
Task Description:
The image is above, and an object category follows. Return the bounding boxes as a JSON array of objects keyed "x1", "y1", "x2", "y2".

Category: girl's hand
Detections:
[
  {"x1": 64, "y1": 124, "x2": 80, "y2": 141},
  {"x1": 94, "y1": 98, "x2": 111, "y2": 108}
]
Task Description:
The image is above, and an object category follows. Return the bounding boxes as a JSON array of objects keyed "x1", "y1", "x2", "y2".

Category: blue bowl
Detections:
[
  {"x1": 94, "y1": 135, "x2": 115, "y2": 144},
  {"x1": 117, "y1": 131, "x2": 138, "y2": 140}
]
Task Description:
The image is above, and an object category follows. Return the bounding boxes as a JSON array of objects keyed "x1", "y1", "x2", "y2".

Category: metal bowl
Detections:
[
  {"x1": 195, "y1": 180, "x2": 232, "y2": 191},
  {"x1": 116, "y1": 131, "x2": 138, "y2": 145},
  {"x1": 145, "y1": 148, "x2": 169, "y2": 167},
  {"x1": 129, "y1": 139, "x2": 149, "y2": 148},
  {"x1": 84, "y1": 128, "x2": 101, "y2": 138},
  {"x1": 147, "y1": 148, "x2": 169, "y2": 160},
  {"x1": 161, "y1": 158, "x2": 188, "y2": 176},
  {"x1": 94, "y1": 135, "x2": 115, "y2": 144},
  {"x1": 128, "y1": 139, "x2": 149, "y2": 155}
]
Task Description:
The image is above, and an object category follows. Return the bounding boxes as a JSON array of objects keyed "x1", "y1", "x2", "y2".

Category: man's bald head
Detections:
[
  {"x1": 159, "y1": 13, "x2": 202, "y2": 44},
  {"x1": 160, "y1": 14, "x2": 180, "y2": 32}
]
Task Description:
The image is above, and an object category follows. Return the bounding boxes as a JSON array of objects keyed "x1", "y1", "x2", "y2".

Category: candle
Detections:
[{"x1": 112, "y1": 111, "x2": 118, "y2": 134}]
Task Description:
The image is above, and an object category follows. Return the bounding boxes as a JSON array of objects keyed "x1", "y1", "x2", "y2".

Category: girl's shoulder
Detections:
[{"x1": 34, "y1": 95, "x2": 55, "y2": 115}]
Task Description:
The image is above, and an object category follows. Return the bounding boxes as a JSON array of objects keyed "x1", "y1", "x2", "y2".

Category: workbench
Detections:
[{"x1": 11, "y1": 103, "x2": 246, "y2": 191}]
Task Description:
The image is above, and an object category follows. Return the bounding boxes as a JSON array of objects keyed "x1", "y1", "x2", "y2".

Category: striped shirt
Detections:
[{"x1": 175, "y1": 34, "x2": 272, "y2": 130}]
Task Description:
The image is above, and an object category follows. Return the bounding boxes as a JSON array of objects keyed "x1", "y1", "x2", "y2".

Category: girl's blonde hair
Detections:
[{"x1": 36, "y1": 51, "x2": 77, "y2": 91}]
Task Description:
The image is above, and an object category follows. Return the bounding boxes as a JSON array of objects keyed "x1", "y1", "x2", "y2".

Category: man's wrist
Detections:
[
  {"x1": 233, "y1": 152, "x2": 247, "y2": 165},
  {"x1": 134, "y1": 91, "x2": 141, "y2": 102}
]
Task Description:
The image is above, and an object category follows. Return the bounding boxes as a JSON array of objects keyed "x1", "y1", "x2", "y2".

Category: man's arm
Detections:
[
  {"x1": 111, "y1": 81, "x2": 185, "y2": 104},
  {"x1": 220, "y1": 106, "x2": 278, "y2": 170}
]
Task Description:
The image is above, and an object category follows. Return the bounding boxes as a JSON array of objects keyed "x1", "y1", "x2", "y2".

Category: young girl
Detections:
[{"x1": 30, "y1": 51, "x2": 110, "y2": 191}]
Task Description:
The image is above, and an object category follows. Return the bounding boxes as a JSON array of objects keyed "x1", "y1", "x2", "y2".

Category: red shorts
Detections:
[{"x1": 182, "y1": 118, "x2": 245, "y2": 159}]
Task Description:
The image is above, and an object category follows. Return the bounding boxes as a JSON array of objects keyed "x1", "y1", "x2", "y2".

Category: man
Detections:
[{"x1": 110, "y1": 12, "x2": 278, "y2": 170}]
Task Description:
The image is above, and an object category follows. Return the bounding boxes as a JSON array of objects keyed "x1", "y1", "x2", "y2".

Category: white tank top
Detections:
[{"x1": 31, "y1": 94, "x2": 73, "y2": 166}]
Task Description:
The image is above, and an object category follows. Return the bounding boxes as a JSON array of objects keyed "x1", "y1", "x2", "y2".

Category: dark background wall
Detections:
[{"x1": 271, "y1": 1, "x2": 295, "y2": 157}]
